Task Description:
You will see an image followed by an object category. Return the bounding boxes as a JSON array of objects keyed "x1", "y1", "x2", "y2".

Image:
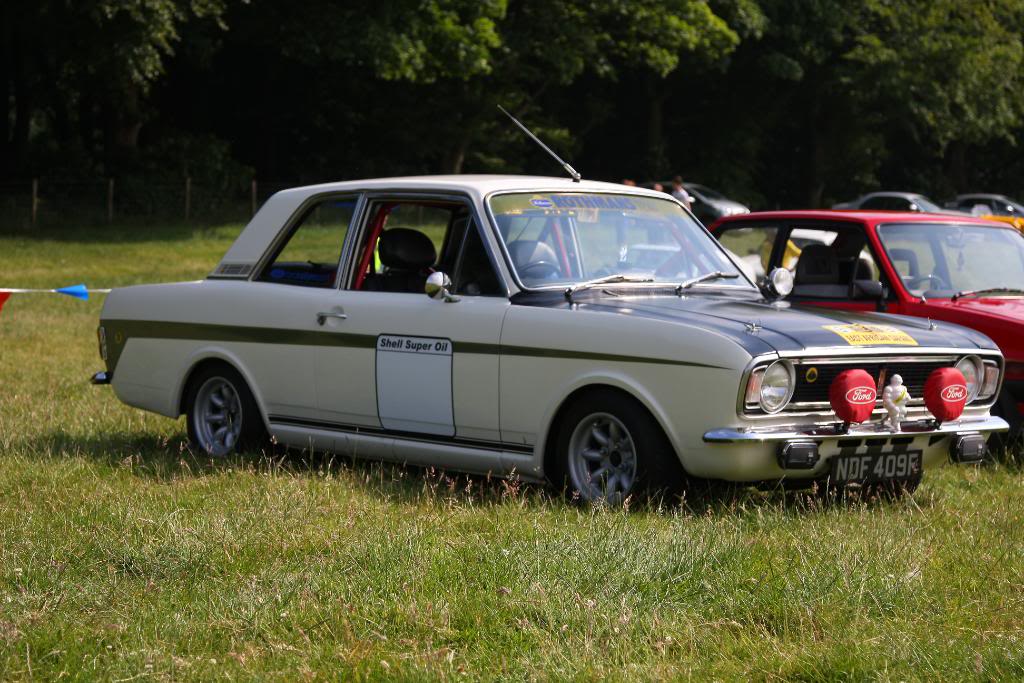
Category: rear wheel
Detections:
[
  {"x1": 185, "y1": 363, "x2": 267, "y2": 457},
  {"x1": 554, "y1": 390, "x2": 684, "y2": 504}
]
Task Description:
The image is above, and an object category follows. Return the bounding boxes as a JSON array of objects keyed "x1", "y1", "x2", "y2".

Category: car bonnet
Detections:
[{"x1": 512, "y1": 290, "x2": 995, "y2": 356}]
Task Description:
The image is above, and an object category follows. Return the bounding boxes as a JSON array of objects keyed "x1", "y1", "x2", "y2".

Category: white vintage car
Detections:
[{"x1": 94, "y1": 175, "x2": 1007, "y2": 502}]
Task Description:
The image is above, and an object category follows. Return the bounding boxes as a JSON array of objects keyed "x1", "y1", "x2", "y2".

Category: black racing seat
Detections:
[
  {"x1": 792, "y1": 243, "x2": 848, "y2": 298},
  {"x1": 363, "y1": 227, "x2": 437, "y2": 293}
]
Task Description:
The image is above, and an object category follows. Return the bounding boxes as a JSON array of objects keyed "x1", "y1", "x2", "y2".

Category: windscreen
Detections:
[
  {"x1": 488, "y1": 192, "x2": 747, "y2": 288},
  {"x1": 877, "y1": 223, "x2": 1024, "y2": 296}
]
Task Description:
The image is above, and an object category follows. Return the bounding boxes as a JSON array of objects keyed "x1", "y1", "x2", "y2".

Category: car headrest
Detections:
[
  {"x1": 507, "y1": 240, "x2": 559, "y2": 270},
  {"x1": 795, "y1": 243, "x2": 839, "y2": 284},
  {"x1": 888, "y1": 248, "x2": 919, "y2": 277},
  {"x1": 855, "y1": 257, "x2": 874, "y2": 280},
  {"x1": 378, "y1": 228, "x2": 436, "y2": 271}
]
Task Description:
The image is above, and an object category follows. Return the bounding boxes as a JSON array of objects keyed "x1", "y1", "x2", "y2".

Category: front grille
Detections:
[{"x1": 788, "y1": 357, "x2": 954, "y2": 409}]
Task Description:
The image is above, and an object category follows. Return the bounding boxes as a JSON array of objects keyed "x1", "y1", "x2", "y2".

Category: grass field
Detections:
[{"x1": 1, "y1": 222, "x2": 1023, "y2": 681}]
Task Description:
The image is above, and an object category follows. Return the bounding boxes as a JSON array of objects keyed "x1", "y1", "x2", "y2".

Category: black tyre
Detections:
[
  {"x1": 553, "y1": 389, "x2": 684, "y2": 504},
  {"x1": 184, "y1": 363, "x2": 268, "y2": 457},
  {"x1": 989, "y1": 388, "x2": 1022, "y2": 455}
]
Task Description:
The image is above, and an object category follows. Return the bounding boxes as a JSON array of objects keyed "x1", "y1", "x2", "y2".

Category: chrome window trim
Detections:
[
  {"x1": 338, "y1": 190, "x2": 511, "y2": 297},
  {"x1": 249, "y1": 191, "x2": 367, "y2": 290}
]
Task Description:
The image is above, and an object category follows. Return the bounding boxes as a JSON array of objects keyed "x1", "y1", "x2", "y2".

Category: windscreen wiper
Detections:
[
  {"x1": 564, "y1": 274, "x2": 654, "y2": 303},
  {"x1": 951, "y1": 287, "x2": 1024, "y2": 301},
  {"x1": 675, "y1": 271, "x2": 739, "y2": 295}
]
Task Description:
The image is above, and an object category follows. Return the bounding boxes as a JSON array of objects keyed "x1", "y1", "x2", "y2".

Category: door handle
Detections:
[{"x1": 316, "y1": 311, "x2": 348, "y2": 325}]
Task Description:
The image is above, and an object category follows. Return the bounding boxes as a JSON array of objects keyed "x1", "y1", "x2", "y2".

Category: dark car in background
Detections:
[
  {"x1": 683, "y1": 183, "x2": 750, "y2": 224},
  {"x1": 947, "y1": 193, "x2": 1024, "y2": 217},
  {"x1": 832, "y1": 191, "x2": 966, "y2": 215}
]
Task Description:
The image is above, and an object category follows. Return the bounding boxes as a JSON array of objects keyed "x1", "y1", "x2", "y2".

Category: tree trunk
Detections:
[
  {"x1": 644, "y1": 73, "x2": 668, "y2": 178},
  {"x1": 946, "y1": 140, "x2": 968, "y2": 192},
  {"x1": 10, "y1": 31, "x2": 31, "y2": 170},
  {"x1": 445, "y1": 132, "x2": 470, "y2": 174},
  {"x1": 103, "y1": 83, "x2": 143, "y2": 171}
]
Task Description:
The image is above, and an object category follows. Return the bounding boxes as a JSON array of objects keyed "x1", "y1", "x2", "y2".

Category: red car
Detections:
[{"x1": 709, "y1": 210, "x2": 1024, "y2": 436}]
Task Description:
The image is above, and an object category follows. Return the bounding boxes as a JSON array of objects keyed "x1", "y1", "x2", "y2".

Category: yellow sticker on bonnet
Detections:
[{"x1": 823, "y1": 323, "x2": 918, "y2": 346}]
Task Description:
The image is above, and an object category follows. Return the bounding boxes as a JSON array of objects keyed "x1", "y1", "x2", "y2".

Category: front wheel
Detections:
[
  {"x1": 555, "y1": 390, "x2": 684, "y2": 504},
  {"x1": 185, "y1": 364, "x2": 267, "y2": 457},
  {"x1": 989, "y1": 387, "x2": 1022, "y2": 455}
]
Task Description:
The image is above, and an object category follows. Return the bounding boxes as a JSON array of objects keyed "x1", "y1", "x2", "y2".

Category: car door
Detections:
[
  {"x1": 315, "y1": 197, "x2": 508, "y2": 444},
  {"x1": 242, "y1": 193, "x2": 371, "y2": 432}
]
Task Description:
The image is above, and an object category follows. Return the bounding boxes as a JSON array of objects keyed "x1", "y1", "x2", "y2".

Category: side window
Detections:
[
  {"x1": 350, "y1": 199, "x2": 501, "y2": 296},
  {"x1": 258, "y1": 197, "x2": 356, "y2": 287},
  {"x1": 715, "y1": 226, "x2": 778, "y2": 282}
]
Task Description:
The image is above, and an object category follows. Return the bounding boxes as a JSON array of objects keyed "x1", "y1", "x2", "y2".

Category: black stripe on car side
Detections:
[
  {"x1": 268, "y1": 414, "x2": 535, "y2": 454},
  {"x1": 100, "y1": 319, "x2": 727, "y2": 374}
]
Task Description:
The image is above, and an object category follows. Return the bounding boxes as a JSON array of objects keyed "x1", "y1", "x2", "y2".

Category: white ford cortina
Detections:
[{"x1": 93, "y1": 175, "x2": 1007, "y2": 502}]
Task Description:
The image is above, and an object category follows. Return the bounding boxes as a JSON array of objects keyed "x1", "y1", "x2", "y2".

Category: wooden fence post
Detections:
[
  {"x1": 251, "y1": 178, "x2": 258, "y2": 216},
  {"x1": 107, "y1": 178, "x2": 114, "y2": 223},
  {"x1": 31, "y1": 178, "x2": 39, "y2": 227},
  {"x1": 185, "y1": 176, "x2": 192, "y2": 222}
]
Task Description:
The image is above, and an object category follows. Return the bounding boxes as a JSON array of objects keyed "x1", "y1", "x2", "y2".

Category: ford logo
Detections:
[
  {"x1": 846, "y1": 386, "x2": 877, "y2": 404},
  {"x1": 941, "y1": 384, "x2": 968, "y2": 402}
]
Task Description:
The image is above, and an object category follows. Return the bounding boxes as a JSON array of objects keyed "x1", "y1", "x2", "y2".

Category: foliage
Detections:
[{"x1": 5, "y1": 0, "x2": 1024, "y2": 212}]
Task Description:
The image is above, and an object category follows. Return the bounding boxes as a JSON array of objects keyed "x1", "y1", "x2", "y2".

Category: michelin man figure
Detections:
[{"x1": 881, "y1": 374, "x2": 910, "y2": 432}]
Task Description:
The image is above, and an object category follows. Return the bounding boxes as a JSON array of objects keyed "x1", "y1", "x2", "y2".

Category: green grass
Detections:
[{"x1": 2, "y1": 222, "x2": 1024, "y2": 680}]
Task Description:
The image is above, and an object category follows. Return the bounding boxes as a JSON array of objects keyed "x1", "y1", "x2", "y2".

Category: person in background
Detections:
[
  {"x1": 652, "y1": 182, "x2": 665, "y2": 193},
  {"x1": 671, "y1": 175, "x2": 693, "y2": 209},
  {"x1": 621, "y1": 178, "x2": 637, "y2": 186}
]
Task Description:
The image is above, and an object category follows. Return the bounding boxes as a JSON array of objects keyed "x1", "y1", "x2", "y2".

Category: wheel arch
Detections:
[
  {"x1": 175, "y1": 349, "x2": 271, "y2": 431},
  {"x1": 538, "y1": 377, "x2": 684, "y2": 482}
]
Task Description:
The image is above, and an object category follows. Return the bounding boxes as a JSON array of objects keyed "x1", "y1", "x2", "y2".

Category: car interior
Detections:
[
  {"x1": 353, "y1": 201, "x2": 503, "y2": 296},
  {"x1": 789, "y1": 228, "x2": 883, "y2": 299}
]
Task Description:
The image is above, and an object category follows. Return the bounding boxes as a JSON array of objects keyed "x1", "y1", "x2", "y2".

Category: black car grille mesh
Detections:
[{"x1": 789, "y1": 360, "x2": 952, "y2": 407}]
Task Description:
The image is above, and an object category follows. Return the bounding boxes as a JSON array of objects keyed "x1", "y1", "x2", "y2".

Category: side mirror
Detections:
[
  {"x1": 851, "y1": 279, "x2": 886, "y2": 299},
  {"x1": 425, "y1": 271, "x2": 460, "y2": 303},
  {"x1": 763, "y1": 267, "x2": 794, "y2": 299}
]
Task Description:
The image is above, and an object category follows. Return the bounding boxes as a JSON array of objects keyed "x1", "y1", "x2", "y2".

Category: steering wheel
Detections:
[
  {"x1": 907, "y1": 273, "x2": 949, "y2": 291},
  {"x1": 519, "y1": 260, "x2": 562, "y2": 280}
]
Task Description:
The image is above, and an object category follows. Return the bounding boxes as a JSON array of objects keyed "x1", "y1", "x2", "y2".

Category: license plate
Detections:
[{"x1": 830, "y1": 451, "x2": 922, "y2": 484}]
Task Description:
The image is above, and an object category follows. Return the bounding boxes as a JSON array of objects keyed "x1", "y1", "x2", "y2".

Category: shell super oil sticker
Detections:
[{"x1": 823, "y1": 323, "x2": 918, "y2": 346}]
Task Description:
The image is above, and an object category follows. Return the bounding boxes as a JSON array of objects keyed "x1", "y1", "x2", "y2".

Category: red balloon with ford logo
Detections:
[
  {"x1": 829, "y1": 369, "x2": 877, "y2": 424},
  {"x1": 924, "y1": 367, "x2": 968, "y2": 423}
]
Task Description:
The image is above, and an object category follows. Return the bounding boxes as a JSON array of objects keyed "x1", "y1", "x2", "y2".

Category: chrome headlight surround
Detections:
[
  {"x1": 745, "y1": 360, "x2": 795, "y2": 414},
  {"x1": 955, "y1": 355, "x2": 984, "y2": 403},
  {"x1": 977, "y1": 358, "x2": 1000, "y2": 402}
]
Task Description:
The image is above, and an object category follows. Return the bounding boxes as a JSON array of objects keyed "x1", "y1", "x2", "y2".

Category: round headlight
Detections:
[
  {"x1": 955, "y1": 355, "x2": 983, "y2": 402},
  {"x1": 759, "y1": 360, "x2": 795, "y2": 413}
]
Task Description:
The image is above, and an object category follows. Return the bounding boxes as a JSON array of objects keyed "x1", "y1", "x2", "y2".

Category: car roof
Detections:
[
  {"x1": 271, "y1": 174, "x2": 663, "y2": 200},
  {"x1": 861, "y1": 191, "x2": 928, "y2": 199},
  {"x1": 955, "y1": 193, "x2": 1008, "y2": 200},
  {"x1": 219, "y1": 174, "x2": 678, "y2": 265},
  {"x1": 711, "y1": 209, "x2": 1010, "y2": 229}
]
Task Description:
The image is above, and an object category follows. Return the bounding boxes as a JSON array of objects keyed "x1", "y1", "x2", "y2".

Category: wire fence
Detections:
[{"x1": 0, "y1": 178, "x2": 300, "y2": 230}]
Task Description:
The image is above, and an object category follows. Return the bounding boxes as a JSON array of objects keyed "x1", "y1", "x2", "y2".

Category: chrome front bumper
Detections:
[{"x1": 704, "y1": 414, "x2": 1008, "y2": 444}]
